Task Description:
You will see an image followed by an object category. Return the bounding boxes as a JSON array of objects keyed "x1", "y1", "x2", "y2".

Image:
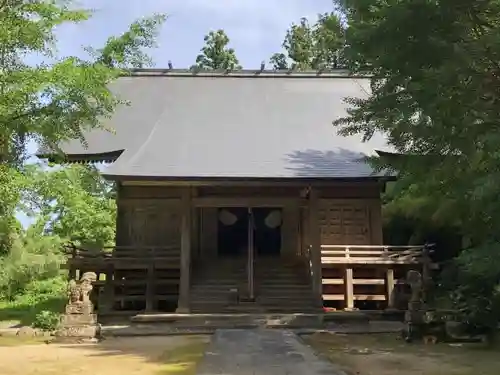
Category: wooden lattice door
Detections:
[{"x1": 319, "y1": 201, "x2": 371, "y2": 245}]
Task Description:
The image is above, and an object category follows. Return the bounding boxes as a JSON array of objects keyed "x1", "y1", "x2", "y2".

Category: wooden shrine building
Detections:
[{"x1": 39, "y1": 69, "x2": 426, "y2": 316}]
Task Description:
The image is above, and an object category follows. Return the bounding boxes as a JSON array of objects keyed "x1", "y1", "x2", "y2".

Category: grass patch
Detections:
[
  {"x1": 304, "y1": 332, "x2": 500, "y2": 375},
  {"x1": 157, "y1": 337, "x2": 209, "y2": 375},
  {"x1": 0, "y1": 295, "x2": 65, "y2": 327},
  {"x1": 0, "y1": 277, "x2": 66, "y2": 327}
]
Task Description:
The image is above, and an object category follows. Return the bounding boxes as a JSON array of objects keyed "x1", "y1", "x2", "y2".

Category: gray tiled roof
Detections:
[{"x1": 43, "y1": 70, "x2": 391, "y2": 179}]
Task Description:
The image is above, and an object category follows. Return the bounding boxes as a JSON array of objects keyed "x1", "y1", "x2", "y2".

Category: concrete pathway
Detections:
[{"x1": 196, "y1": 329, "x2": 343, "y2": 375}]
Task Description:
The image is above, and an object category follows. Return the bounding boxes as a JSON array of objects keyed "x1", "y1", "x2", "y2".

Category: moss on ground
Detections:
[
  {"x1": 157, "y1": 339, "x2": 209, "y2": 375},
  {"x1": 304, "y1": 332, "x2": 500, "y2": 375}
]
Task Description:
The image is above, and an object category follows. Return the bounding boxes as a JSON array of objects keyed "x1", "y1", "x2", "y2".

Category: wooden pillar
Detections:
[
  {"x1": 100, "y1": 264, "x2": 114, "y2": 314},
  {"x1": 145, "y1": 262, "x2": 155, "y2": 312},
  {"x1": 385, "y1": 268, "x2": 395, "y2": 309},
  {"x1": 247, "y1": 208, "x2": 255, "y2": 300},
  {"x1": 69, "y1": 267, "x2": 77, "y2": 281},
  {"x1": 69, "y1": 246, "x2": 77, "y2": 280},
  {"x1": 344, "y1": 247, "x2": 355, "y2": 310},
  {"x1": 191, "y1": 207, "x2": 200, "y2": 260},
  {"x1": 114, "y1": 182, "x2": 126, "y2": 247},
  {"x1": 344, "y1": 267, "x2": 355, "y2": 310},
  {"x1": 176, "y1": 188, "x2": 192, "y2": 313},
  {"x1": 308, "y1": 188, "x2": 323, "y2": 307},
  {"x1": 191, "y1": 189, "x2": 200, "y2": 261}
]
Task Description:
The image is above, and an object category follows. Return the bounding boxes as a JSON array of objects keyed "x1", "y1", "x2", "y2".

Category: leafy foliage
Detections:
[
  {"x1": 440, "y1": 243, "x2": 500, "y2": 337},
  {"x1": 0, "y1": 165, "x2": 25, "y2": 254},
  {"x1": 193, "y1": 30, "x2": 241, "y2": 70},
  {"x1": 334, "y1": 0, "x2": 500, "y2": 334},
  {"x1": 32, "y1": 309, "x2": 60, "y2": 331},
  {"x1": 334, "y1": 0, "x2": 500, "y2": 243},
  {"x1": 0, "y1": 163, "x2": 113, "y2": 300},
  {"x1": 26, "y1": 164, "x2": 116, "y2": 249},
  {"x1": 270, "y1": 13, "x2": 345, "y2": 70},
  {"x1": 0, "y1": 0, "x2": 166, "y2": 163},
  {"x1": 0, "y1": 0, "x2": 164, "y2": 324},
  {"x1": 0, "y1": 229, "x2": 63, "y2": 300}
]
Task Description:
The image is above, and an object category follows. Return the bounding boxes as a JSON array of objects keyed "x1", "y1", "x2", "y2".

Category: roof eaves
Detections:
[
  {"x1": 100, "y1": 174, "x2": 397, "y2": 183},
  {"x1": 36, "y1": 150, "x2": 123, "y2": 164},
  {"x1": 123, "y1": 68, "x2": 373, "y2": 79}
]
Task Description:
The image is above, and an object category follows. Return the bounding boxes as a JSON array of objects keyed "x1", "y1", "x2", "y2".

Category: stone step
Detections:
[
  {"x1": 191, "y1": 284, "x2": 242, "y2": 289},
  {"x1": 191, "y1": 280, "x2": 245, "y2": 285},
  {"x1": 255, "y1": 302, "x2": 317, "y2": 306},
  {"x1": 196, "y1": 274, "x2": 246, "y2": 279},
  {"x1": 257, "y1": 293, "x2": 314, "y2": 299},
  {"x1": 257, "y1": 298, "x2": 314, "y2": 303},
  {"x1": 258, "y1": 283, "x2": 311, "y2": 288},
  {"x1": 192, "y1": 290, "x2": 310, "y2": 295},
  {"x1": 191, "y1": 287, "x2": 313, "y2": 294}
]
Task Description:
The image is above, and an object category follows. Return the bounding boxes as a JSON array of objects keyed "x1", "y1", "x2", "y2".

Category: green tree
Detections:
[
  {"x1": 0, "y1": 0, "x2": 164, "y2": 247},
  {"x1": 0, "y1": 0, "x2": 164, "y2": 312},
  {"x1": 193, "y1": 30, "x2": 241, "y2": 70},
  {"x1": 0, "y1": 163, "x2": 115, "y2": 304},
  {"x1": 0, "y1": 166, "x2": 26, "y2": 254},
  {"x1": 0, "y1": 0, "x2": 166, "y2": 163},
  {"x1": 270, "y1": 13, "x2": 345, "y2": 70},
  {"x1": 334, "y1": 0, "x2": 500, "y2": 243},
  {"x1": 269, "y1": 53, "x2": 288, "y2": 70},
  {"x1": 25, "y1": 164, "x2": 116, "y2": 249},
  {"x1": 334, "y1": 0, "x2": 500, "y2": 335}
]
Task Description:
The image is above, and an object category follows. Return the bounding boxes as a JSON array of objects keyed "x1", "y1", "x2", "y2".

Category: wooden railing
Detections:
[
  {"x1": 320, "y1": 244, "x2": 433, "y2": 309},
  {"x1": 321, "y1": 245, "x2": 427, "y2": 265},
  {"x1": 63, "y1": 245, "x2": 182, "y2": 273},
  {"x1": 64, "y1": 245, "x2": 180, "y2": 259},
  {"x1": 63, "y1": 244, "x2": 183, "y2": 314},
  {"x1": 304, "y1": 245, "x2": 315, "y2": 294}
]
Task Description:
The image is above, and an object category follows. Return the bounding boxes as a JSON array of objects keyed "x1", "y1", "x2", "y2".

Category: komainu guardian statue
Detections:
[
  {"x1": 54, "y1": 272, "x2": 100, "y2": 343},
  {"x1": 65, "y1": 272, "x2": 97, "y2": 314},
  {"x1": 402, "y1": 269, "x2": 446, "y2": 344}
]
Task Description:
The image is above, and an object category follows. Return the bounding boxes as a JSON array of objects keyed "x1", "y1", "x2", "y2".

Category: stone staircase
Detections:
[
  {"x1": 189, "y1": 256, "x2": 320, "y2": 313},
  {"x1": 254, "y1": 258, "x2": 319, "y2": 313},
  {"x1": 190, "y1": 257, "x2": 248, "y2": 313}
]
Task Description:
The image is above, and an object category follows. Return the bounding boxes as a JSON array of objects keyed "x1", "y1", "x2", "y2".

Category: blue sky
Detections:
[{"x1": 54, "y1": 0, "x2": 334, "y2": 68}]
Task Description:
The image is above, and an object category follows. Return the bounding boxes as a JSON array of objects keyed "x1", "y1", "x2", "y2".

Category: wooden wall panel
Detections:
[
  {"x1": 118, "y1": 199, "x2": 181, "y2": 248},
  {"x1": 319, "y1": 200, "x2": 376, "y2": 245},
  {"x1": 116, "y1": 183, "x2": 385, "y2": 250}
]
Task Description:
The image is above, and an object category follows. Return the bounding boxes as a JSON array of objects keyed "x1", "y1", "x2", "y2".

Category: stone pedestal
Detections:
[{"x1": 54, "y1": 311, "x2": 100, "y2": 343}]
